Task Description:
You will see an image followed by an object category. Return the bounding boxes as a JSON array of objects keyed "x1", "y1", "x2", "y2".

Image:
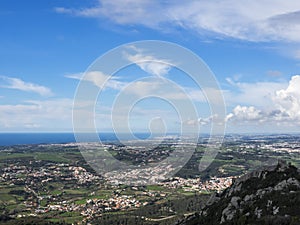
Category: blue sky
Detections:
[{"x1": 1, "y1": 0, "x2": 300, "y2": 133}]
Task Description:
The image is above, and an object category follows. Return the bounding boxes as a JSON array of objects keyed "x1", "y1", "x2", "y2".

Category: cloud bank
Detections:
[{"x1": 0, "y1": 99, "x2": 73, "y2": 130}]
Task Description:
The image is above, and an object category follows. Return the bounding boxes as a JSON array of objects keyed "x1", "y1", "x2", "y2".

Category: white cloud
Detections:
[
  {"x1": 293, "y1": 49, "x2": 300, "y2": 59},
  {"x1": 124, "y1": 46, "x2": 173, "y2": 77},
  {"x1": 227, "y1": 75, "x2": 300, "y2": 127},
  {"x1": 115, "y1": 78, "x2": 217, "y2": 104},
  {"x1": 0, "y1": 99, "x2": 73, "y2": 131},
  {"x1": 55, "y1": 1, "x2": 162, "y2": 27},
  {"x1": 0, "y1": 76, "x2": 53, "y2": 96},
  {"x1": 273, "y1": 75, "x2": 300, "y2": 121},
  {"x1": 66, "y1": 71, "x2": 212, "y2": 103},
  {"x1": 225, "y1": 78, "x2": 288, "y2": 107},
  {"x1": 183, "y1": 114, "x2": 218, "y2": 127},
  {"x1": 55, "y1": 1, "x2": 300, "y2": 43},
  {"x1": 66, "y1": 71, "x2": 125, "y2": 90},
  {"x1": 226, "y1": 105, "x2": 264, "y2": 123}
]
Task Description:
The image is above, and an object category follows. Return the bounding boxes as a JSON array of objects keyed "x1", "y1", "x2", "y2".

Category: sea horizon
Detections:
[{"x1": 1, "y1": 132, "x2": 300, "y2": 147}]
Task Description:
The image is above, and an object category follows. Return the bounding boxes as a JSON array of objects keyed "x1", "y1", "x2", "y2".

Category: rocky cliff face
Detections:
[{"x1": 180, "y1": 161, "x2": 300, "y2": 225}]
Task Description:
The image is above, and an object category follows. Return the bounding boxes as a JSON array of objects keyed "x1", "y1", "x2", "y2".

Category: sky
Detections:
[{"x1": 1, "y1": 0, "x2": 300, "y2": 134}]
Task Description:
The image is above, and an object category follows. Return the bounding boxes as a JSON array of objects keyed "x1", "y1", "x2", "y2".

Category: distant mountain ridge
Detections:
[{"x1": 180, "y1": 160, "x2": 300, "y2": 225}]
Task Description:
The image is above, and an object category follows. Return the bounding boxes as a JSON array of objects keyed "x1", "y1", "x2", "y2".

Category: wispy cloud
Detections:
[
  {"x1": 55, "y1": 1, "x2": 300, "y2": 43},
  {"x1": 54, "y1": 7, "x2": 73, "y2": 14},
  {"x1": 267, "y1": 70, "x2": 282, "y2": 77},
  {"x1": 66, "y1": 70, "x2": 223, "y2": 104},
  {"x1": 182, "y1": 114, "x2": 218, "y2": 127},
  {"x1": 0, "y1": 76, "x2": 53, "y2": 96},
  {"x1": 54, "y1": 1, "x2": 161, "y2": 27},
  {"x1": 66, "y1": 71, "x2": 125, "y2": 90},
  {"x1": 124, "y1": 46, "x2": 173, "y2": 77}
]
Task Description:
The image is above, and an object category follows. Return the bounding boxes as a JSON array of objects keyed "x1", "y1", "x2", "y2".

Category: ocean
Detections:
[{"x1": 0, "y1": 133, "x2": 154, "y2": 146}]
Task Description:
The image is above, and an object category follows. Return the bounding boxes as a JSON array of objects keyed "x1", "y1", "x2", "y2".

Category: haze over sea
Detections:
[{"x1": 0, "y1": 133, "x2": 161, "y2": 146}]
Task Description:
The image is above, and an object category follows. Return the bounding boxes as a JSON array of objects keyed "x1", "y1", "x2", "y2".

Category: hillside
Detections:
[{"x1": 180, "y1": 160, "x2": 300, "y2": 225}]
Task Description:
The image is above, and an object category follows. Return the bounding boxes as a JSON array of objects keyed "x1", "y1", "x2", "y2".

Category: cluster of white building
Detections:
[{"x1": 161, "y1": 176, "x2": 236, "y2": 193}]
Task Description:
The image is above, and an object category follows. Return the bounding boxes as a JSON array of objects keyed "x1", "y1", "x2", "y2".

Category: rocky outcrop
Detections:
[{"x1": 180, "y1": 160, "x2": 300, "y2": 225}]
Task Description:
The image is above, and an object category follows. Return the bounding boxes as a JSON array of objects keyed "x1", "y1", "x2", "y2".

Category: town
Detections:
[{"x1": 1, "y1": 134, "x2": 300, "y2": 224}]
